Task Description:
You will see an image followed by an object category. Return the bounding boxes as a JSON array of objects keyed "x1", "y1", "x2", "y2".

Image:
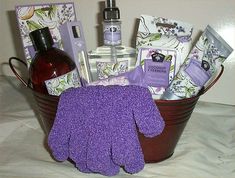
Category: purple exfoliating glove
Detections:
[
  {"x1": 77, "y1": 86, "x2": 120, "y2": 176},
  {"x1": 48, "y1": 85, "x2": 165, "y2": 176},
  {"x1": 48, "y1": 86, "x2": 120, "y2": 176},
  {"x1": 108, "y1": 86, "x2": 165, "y2": 174},
  {"x1": 48, "y1": 88, "x2": 91, "y2": 173}
]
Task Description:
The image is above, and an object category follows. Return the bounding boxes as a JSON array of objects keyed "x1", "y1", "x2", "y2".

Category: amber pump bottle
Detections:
[{"x1": 29, "y1": 27, "x2": 81, "y2": 96}]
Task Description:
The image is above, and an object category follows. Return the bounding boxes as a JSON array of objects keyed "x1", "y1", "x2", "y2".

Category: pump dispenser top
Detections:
[{"x1": 103, "y1": 0, "x2": 120, "y2": 21}]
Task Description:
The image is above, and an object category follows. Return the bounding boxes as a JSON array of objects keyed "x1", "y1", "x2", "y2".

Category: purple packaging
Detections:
[
  {"x1": 59, "y1": 21, "x2": 92, "y2": 84},
  {"x1": 136, "y1": 47, "x2": 177, "y2": 97},
  {"x1": 144, "y1": 59, "x2": 171, "y2": 88}
]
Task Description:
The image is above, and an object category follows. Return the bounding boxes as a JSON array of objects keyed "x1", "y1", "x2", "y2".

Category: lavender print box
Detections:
[
  {"x1": 15, "y1": 2, "x2": 77, "y2": 67},
  {"x1": 136, "y1": 15, "x2": 193, "y2": 69}
]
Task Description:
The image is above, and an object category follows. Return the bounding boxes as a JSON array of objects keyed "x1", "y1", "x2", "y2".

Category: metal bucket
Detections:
[
  {"x1": 140, "y1": 97, "x2": 199, "y2": 162},
  {"x1": 9, "y1": 57, "x2": 224, "y2": 163}
]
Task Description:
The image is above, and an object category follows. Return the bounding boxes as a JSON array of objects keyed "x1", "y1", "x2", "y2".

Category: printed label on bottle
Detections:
[
  {"x1": 144, "y1": 59, "x2": 171, "y2": 88},
  {"x1": 96, "y1": 61, "x2": 128, "y2": 79},
  {"x1": 103, "y1": 24, "x2": 121, "y2": 46},
  {"x1": 184, "y1": 59, "x2": 211, "y2": 87},
  {"x1": 44, "y1": 69, "x2": 81, "y2": 96}
]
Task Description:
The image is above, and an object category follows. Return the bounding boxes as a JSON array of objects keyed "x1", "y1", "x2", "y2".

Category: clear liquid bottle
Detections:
[
  {"x1": 29, "y1": 27, "x2": 81, "y2": 96},
  {"x1": 88, "y1": 0, "x2": 137, "y2": 81}
]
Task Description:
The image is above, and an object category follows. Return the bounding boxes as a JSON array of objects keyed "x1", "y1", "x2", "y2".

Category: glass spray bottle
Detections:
[{"x1": 88, "y1": 0, "x2": 136, "y2": 81}]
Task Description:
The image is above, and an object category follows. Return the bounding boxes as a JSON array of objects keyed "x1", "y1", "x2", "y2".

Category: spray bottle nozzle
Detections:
[
  {"x1": 107, "y1": 0, "x2": 116, "y2": 8},
  {"x1": 103, "y1": 0, "x2": 120, "y2": 20}
]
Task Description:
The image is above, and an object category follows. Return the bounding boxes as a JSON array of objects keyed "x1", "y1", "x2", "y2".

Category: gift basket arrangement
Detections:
[{"x1": 9, "y1": 0, "x2": 233, "y2": 176}]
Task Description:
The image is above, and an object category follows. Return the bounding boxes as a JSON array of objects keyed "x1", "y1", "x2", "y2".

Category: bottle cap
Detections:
[
  {"x1": 103, "y1": 0, "x2": 120, "y2": 20},
  {"x1": 29, "y1": 27, "x2": 54, "y2": 51}
]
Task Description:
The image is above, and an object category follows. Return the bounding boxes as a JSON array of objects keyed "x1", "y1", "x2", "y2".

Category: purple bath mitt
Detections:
[{"x1": 48, "y1": 85, "x2": 165, "y2": 176}]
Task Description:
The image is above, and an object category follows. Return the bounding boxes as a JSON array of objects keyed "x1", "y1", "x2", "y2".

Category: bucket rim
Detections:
[{"x1": 155, "y1": 95, "x2": 200, "y2": 103}]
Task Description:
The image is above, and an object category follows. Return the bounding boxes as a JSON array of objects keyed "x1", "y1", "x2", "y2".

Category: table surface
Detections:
[{"x1": 0, "y1": 76, "x2": 235, "y2": 178}]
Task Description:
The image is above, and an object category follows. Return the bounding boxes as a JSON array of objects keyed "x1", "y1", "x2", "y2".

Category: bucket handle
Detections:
[
  {"x1": 8, "y1": 57, "x2": 32, "y2": 89},
  {"x1": 9, "y1": 56, "x2": 224, "y2": 95}
]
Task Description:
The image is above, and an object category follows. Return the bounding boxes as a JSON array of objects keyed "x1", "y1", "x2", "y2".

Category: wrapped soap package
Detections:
[
  {"x1": 161, "y1": 25, "x2": 234, "y2": 100},
  {"x1": 88, "y1": 66, "x2": 147, "y2": 87},
  {"x1": 136, "y1": 15, "x2": 193, "y2": 98}
]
